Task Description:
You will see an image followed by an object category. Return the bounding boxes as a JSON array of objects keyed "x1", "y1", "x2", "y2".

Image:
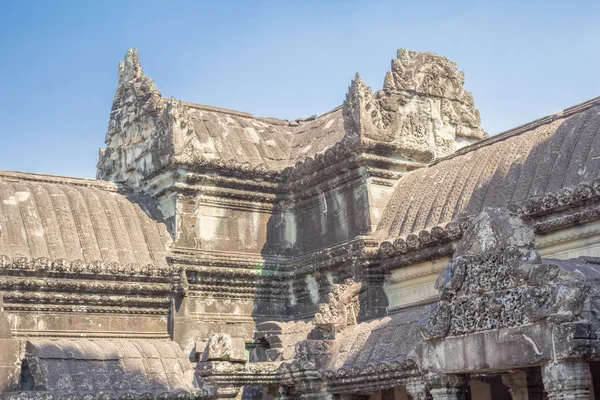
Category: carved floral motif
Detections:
[{"x1": 420, "y1": 208, "x2": 591, "y2": 339}]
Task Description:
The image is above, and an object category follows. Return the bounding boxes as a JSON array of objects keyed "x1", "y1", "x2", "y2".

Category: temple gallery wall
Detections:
[{"x1": 1, "y1": 48, "x2": 600, "y2": 399}]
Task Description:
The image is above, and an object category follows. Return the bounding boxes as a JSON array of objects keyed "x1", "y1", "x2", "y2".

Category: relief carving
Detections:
[
  {"x1": 420, "y1": 208, "x2": 591, "y2": 339},
  {"x1": 312, "y1": 278, "x2": 363, "y2": 338},
  {"x1": 342, "y1": 49, "x2": 487, "y2": 162}
]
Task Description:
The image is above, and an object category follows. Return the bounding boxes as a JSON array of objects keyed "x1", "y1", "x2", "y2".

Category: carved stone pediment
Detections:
[
  {"x1": 342, "y1": 49, "x2": 487, "y2": 162},
  {"x1": 420, "y1": 207, "x2": 591, "y2": 340},
  {"x1": 312, "y1": 279, "x2": 363, "y2": 338}
]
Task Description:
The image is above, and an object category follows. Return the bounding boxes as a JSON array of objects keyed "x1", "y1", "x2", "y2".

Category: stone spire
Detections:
[
  {"x1": 343, "y1": 73, "x2": 374, "y2": 139},
  {"x1": 118, "y1": 48, "x2": 144, "y2": 86},
  {"x1": 97, "y1": 48, "x2": 164, "y2": 183}
]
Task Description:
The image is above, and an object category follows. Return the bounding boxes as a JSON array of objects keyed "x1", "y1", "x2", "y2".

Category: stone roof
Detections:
[
  {"x1": 99, "y1": 49, "x2": 488, "y2": 184},
  {"x1": 25, "y1": 339, "x2": 194, "y2": 392},
  {"x1": 186, "y1": 103, "x2": 345, "y2": 171},
  {"x1": 253, "y1": 319, "x2": 315, "y2": 361},
  {"x1": 376, "y1": 96, "x2": 600, "y2": 239},
  {"x1": 0, "y1": 171, "x2": 170, "y2": 267},
  {"x1": 329, "y1": 305, "x2": 427, "y2": 373}
]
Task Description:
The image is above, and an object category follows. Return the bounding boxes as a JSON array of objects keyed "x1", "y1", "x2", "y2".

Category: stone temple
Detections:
[{"x1": 1, "y1": 47, "x2": 600, "y2": 399}]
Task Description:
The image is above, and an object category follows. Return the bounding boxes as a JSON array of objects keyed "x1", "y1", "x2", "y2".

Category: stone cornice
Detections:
[
  {"x1": 200, "y1": 359, "x2": 422, "y2": 395},
  {"x1": 0, "y1": 276, "x2": 170, "y2": 295},
  {"x1": 324, "y1": 362, "x2": 421, "y2": 394},
  {"x1": 5, "y1": 303, "x2": 168, "y2": 315},
  {"x1": 0, "y1": 255, "x2": 171, "y2": 279},
  {"x1": 3, "y1": 291, "x2": 169, "y2": 308},
  {"x1": 171, "y1": 237, "x2": 379, "y2": 279},
  {"x1": 0, "y1": 389, "x2": 212, "y2": 400},
  {"x1": 143, "y1": 143, "x2": 421, "y2": 201}
]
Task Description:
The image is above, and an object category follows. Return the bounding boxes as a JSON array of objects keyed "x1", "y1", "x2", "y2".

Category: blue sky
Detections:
[{"x1": 1, "y1": 0, "x2": 600, "y2": 179}]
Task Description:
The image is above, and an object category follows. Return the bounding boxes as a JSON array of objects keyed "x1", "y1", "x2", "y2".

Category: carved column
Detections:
[
  {"x1": 542, "y1": 360, "x2": 591, "y2": 400},
  {"x1": 501, "y1": 371, "x2": 529, "y2": 400},
  {"x1": 426, "y1": 374, "x2": 468, "y2": 400},
  {"x1": 405, "y1": 377, "x2": 430, "y2": 400}
]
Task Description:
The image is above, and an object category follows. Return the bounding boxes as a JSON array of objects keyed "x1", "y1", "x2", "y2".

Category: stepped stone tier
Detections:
[{"x1": 1, "y1": 48, "x2": 600, "y2": 399}]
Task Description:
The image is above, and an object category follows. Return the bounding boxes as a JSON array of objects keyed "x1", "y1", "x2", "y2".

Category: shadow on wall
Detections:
[
  {"x1": 256, "y1": 132, "x2": 374, "y2": 324},
  {"x1": 294, "y1": 103, "x2": 600, "y2": 395},
  {"x1": 250, "y1": 102, "x2": 600, "y2": 341},
  {"x1": 13, "y1": 339, "x2": 197, "y2": 395}
]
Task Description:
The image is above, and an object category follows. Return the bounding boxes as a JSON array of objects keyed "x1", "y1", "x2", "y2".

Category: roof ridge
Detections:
[
  {"x1": 432, "y1": 95, "x2": 600, "y2": 166},
  {"x1": 185, "y1": 101, "x2": 255, "y2": 118},
  {"x1": 184, "y1": 100, "x2": 343, "y2": 125},
  {"x1": 0, "y1": 171, "x2": 118, "y2": 191}
]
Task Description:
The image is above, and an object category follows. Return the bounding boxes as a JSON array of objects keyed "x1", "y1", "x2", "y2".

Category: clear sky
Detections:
[{"x1": 1, "y1": 0, "x2": 600, "y2": 179}]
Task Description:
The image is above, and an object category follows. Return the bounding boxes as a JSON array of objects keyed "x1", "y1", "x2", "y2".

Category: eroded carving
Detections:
[
  {"x1": 421, "y1": 208, "x2": 591, "y2": 339},
  {"x1": 342, "y1": 49, "x2": 487, "y2": 163}
]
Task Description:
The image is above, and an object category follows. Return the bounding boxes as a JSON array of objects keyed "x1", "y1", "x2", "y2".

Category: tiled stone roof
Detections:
[
  {"x1": 187, "y1": 104, "x2": 345, "y2": 172},
  {"x1": 329, "y1": 305, "x2": 427, "y2": 374},
  {"x1": 0, "y1": 171, "x2": 170, "y2": 268},
  {"x1": 376, "y1": 97, "x2": 600, "y2": 239},
  {"x1": 25, "y1": 339, "x2": 193, "y2": 392}
]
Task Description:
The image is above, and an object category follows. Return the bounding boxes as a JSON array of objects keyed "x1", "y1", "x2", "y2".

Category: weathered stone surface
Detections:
[
  {"x1": 312, "y1": 279, "x2": 363, "y2": 338},
  {"x1": 416, "y1": 207, "x2": 600, "y2": 379},
  {"x1": 200, "y1": 334, "x2": 247, "y2": 363},
  {"x1": 420, "y1": 208, "x2": 591, "y2": 340},
  {"x1": 345, "y1": 49, "x2": 486, "y2": 163},
  {"x1": 0, "y1": 171, "x2": 170, "y2": 266},
  {"x1": 376, "y1": 98, "x2": 600, "y2": 239},
  {"x1": 542, "y1": 360, "x2": 592, "y2": 400},
  {"x1": 24, "y1": 339, "x2": 193, "y2": 393},
  {"x1": 0, "y1": 294, "x2": 19, "y2": 393},
  {"x1": 99, "y1": 49, "x2": 483, "y2": 185},
  {"x1": 5, "y1": 46, "x2": 600, "y2": 399}
]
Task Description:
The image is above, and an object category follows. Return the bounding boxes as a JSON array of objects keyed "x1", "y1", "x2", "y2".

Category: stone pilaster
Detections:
[
  {"x1": 426, "y1": 374, "x2": 468, "y2": 400},
  {"x1": 405, "y1": 377, "x2": 430, "y2": 400},
  {"x1": 542, "y1": 360, "x2": 591, "y2": 400},
  {"x1": 0, "y1": 293, "x2": 20, "y2": 393},
  {"x1": 501, "y1": 371, "x2": 529, "y2": 400}
]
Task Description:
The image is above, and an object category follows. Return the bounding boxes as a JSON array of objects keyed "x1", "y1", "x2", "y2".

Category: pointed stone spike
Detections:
[
  {"x1": 397, "y1": 48, "x2": 410, "y2": 63},
  {"x1": 383, "y1": 71, "x2": 394, "y2": 90},
  {"x1": 118, "y1": 47, "x2": 144, "y2": 86}
]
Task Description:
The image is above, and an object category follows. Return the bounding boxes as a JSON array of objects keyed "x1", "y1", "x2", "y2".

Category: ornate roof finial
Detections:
[
  {"x1": 118, "y1": 48, "x2": 144, "y2": 86},
  {"x1": 342, "y1": 72, "x2": 377, "y2": 137}
]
